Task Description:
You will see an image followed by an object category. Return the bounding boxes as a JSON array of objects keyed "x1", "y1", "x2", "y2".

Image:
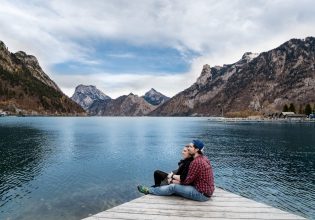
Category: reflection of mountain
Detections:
[{"x1": 0, "y1": 126, "x2": 49, "y2": 206}]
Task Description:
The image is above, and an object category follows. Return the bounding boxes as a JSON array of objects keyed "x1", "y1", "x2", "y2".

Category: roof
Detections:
[{"x1": 281, "y1": 112, "x2": 295, "y2": 115}]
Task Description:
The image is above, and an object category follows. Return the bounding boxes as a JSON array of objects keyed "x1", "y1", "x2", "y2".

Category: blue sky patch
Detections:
[{"x1": 53, "y1": 40, "x2": 200, "y2": 75}]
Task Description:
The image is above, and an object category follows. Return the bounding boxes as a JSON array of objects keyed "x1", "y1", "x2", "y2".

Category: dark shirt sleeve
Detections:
[
  {"x1": 179, "y1": 160, "x2": 191, "y2": 182},
  {"x1": 182, "y1": 160, "x2": 200, "y2": 185}
]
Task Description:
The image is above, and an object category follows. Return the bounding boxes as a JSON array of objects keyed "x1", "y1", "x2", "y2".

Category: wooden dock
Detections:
[{"x1": 83, "y1": 187, "x2": 306, "y2": 220}]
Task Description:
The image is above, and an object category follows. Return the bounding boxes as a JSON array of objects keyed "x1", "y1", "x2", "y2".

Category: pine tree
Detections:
[
  {"x1": 282, "y1": 104, "x2": 289, "y2": 112},
  {"x1": 305, "y1": 104, "x2": 312, "y2": 115},
  {"x1": 298, "y1": 104, "x2": 304, "y2": 114},
  {"x1": 288, "y1": 103, "x2": 296, "y2": 113}
]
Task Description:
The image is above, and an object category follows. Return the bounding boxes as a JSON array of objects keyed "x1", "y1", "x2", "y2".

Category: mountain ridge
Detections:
[
  {"x1": 89, "y1": 93, "x2": 156, "y2": 116},
  {"x1": 151, "y1": 37, "x2": 315, "y2": 116},
  {"x1": 0, "y1": 40, "x2": 85, "y2": 115}
]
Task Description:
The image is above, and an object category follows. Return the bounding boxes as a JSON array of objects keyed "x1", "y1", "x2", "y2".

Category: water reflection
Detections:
[
  {"x1": 202, "y1": 122, "x2": 315, "y2": 218},
  {"x1": 0, "y1": 118, "x2": 314, "y2": 219},
  {"x1": 0, "y1": 126, "x2": 49, "y2": 213}
]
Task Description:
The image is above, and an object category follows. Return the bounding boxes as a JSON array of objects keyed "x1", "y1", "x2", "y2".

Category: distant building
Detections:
[
  {"x1": 278, "y1": 112, "x2": 307, "y2": 120},
  {"x1": 286, "y1": 114, "x2": 307, "y2": 120},
  {"x1": 280, "y1": 112, "x2": 295, "y2": 118}
]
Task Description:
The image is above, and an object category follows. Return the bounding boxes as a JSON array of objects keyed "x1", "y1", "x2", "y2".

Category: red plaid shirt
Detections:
[{"x1": 182, "y1": 155, "x2": 214, "y2": 196}]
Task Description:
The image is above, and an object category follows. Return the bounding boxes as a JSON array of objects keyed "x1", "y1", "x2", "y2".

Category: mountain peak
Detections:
[
  {"x1": 241, "y1": 52, "x2": 259, "y2": 62},
  {"x1": 0, "y1": 40, "x2": 7, "y2": 50},
  {"x1": 71, "y1": 85, "x2": 111, "y2": 111},
  {"x1": 75, "y1": 84, "x2": 99, "y2": 93},
  {"x1": 0, "y1": 40, "x2": 85, "y2": 115},
  {"x1": 143, "y1": 88, "x2": 170, "y2": 106},
  {"x1": 196, "y1": 64, "x2": 212, "y2": 86},
  {"x1": 149, "y1": 88, "x2": 157, "y2": 93}
]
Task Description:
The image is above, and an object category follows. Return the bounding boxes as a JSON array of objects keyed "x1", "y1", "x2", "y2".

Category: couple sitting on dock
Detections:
[{"x1": 137, "y1": 139, "x2": 215, "y2": 202}]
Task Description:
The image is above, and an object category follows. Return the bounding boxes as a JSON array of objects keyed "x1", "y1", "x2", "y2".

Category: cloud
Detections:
[
  {"x1": 1, "y1": 0, "x2": 315, "y2": 97},
  {"x1": 54, "y1": 71, "x2": 195, "y2": 98}
]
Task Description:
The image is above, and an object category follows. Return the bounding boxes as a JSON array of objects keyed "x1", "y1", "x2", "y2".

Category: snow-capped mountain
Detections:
[
  {"x1": 71, "y1": 85, "x2": 111, "y2": 111},
  {"x1": 142, "y1": 88, "x2": 170, "y2": 106}
]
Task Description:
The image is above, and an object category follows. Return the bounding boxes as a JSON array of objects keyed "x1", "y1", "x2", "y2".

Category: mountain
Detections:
[
  {"x1": 151, "y1": 37, "x2": 315, "y2": 116},
  {"x1": 89, "y1": 93, "x2": 156, "y2": 116},
  {"x1": 71, "y1": 84, "x2": 111, "y2": 111},
  {"x1": 142, "y1": 88, "x2": 170, "y2": 106},
  {"x1": 0, "y1": 40, "x2": 85, "y2": 115}
]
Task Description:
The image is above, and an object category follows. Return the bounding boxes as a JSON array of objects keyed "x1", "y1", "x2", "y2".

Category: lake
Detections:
[{"x1": 0, "y1": 117, "x2": 314, "y2": 219}]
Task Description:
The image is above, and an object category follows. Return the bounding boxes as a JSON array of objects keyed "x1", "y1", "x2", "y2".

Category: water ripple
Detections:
[{"x1": 0, "y1": 117, "x2": 314, "y2": 219}]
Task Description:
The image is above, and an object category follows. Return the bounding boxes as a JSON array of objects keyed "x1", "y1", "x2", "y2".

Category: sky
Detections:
[{"x1": 1, "y1": 0, "x2": 315, "y2": 98}]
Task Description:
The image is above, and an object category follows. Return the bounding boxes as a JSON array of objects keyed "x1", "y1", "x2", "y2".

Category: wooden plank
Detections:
[
  {"x1": 86, "y1": 210, "x2": 305, "y2": 220},
  {"x1": 142, "y1": 195, "x2": 256, "y2": 202},
  {"x1": 102, "y1": 208, "x2": 305, "y2": 219},
  {"x1": 132, "y1": 198, "x2": 272, "y2": 208},
  {"x1": 82, "y1": 187, "x2": 306, "y2": 220},
  {"x1": 84, "y1": 212, "x2": 247, "y2": 220},
  {"x1": 116, "y1": 202, "x2": 290, "y2": 214}
]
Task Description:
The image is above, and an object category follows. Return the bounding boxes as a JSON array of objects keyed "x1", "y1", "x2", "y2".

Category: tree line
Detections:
[{"x1": 283, "y1": 103, "x2": 315, "y2": 115}]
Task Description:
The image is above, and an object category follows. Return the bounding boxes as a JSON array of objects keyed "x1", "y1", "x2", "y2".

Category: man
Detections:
[{"x1": 137, "y1": 139, "x2": 215, "y2": 201}]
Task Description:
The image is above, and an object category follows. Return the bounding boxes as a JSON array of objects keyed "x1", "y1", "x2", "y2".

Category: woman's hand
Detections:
[
  {"x1": 172, "y1": 179, "x2": 180, "y2": 184},
  {"x1": 172, "y1": 174, "x2": 180, "y2": 181}
]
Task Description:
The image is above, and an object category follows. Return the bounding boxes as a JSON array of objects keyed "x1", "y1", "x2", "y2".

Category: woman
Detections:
[{"x1": 153, "y1": 145, "x2": 193, "y2": 187}]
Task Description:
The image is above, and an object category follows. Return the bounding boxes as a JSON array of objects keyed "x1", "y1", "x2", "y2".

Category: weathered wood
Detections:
[
  {"x1": 115, "y1": 203, "x2": 291, "y2": 214},
  {"x1": 82, "y1": 187, "x2": 306, "y2": 220}
]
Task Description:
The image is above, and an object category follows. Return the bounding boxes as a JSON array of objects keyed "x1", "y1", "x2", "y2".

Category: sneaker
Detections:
[{"x1": 137, "y1": 185, "x2": 149, "y2": 195}]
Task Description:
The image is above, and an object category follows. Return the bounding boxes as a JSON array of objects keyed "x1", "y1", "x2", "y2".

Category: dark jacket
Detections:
[{"x1": 173, "y1": 157, "x2": 193, "y2": 182}]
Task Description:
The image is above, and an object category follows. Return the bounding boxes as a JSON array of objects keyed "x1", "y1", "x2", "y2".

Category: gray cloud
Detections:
[{"x1": 1, "y1": 0, "x2": 315, "y2": 97}]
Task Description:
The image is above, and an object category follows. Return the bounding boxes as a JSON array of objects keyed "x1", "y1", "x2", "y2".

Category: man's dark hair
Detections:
[{"x1": 197, "y1": 149, "x2": 203, "y2": 155}]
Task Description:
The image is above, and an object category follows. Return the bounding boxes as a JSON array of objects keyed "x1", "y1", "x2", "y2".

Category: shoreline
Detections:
[{"x1": 1, "y1": 114, "x2": 315, "y2": 122}]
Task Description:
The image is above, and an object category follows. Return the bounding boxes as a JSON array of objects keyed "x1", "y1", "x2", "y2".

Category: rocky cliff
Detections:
[
  {"x1": 0, "y1": 40, "x2": 85, "y2": 115},
  {"x1": 151, "y1": 37, "x2": 315, "y2": 116},
  {"x1": 71, "y1": 84, "x2": 111, "y2": 111}
]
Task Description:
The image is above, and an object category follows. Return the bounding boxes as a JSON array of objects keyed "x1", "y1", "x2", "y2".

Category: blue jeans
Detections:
[{"x1": 149, "y1": 184, "x2": 209, "y2": 202}]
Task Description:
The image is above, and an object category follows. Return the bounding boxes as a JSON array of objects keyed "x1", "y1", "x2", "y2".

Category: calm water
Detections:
[{"x1": 0, "y1": 117, "x2": 314, "y2": 220}]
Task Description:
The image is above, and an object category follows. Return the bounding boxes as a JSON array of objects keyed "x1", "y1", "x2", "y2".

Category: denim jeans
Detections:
[{"x1": 149, "y1": 184, "x2": 209, "y2": 202}]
